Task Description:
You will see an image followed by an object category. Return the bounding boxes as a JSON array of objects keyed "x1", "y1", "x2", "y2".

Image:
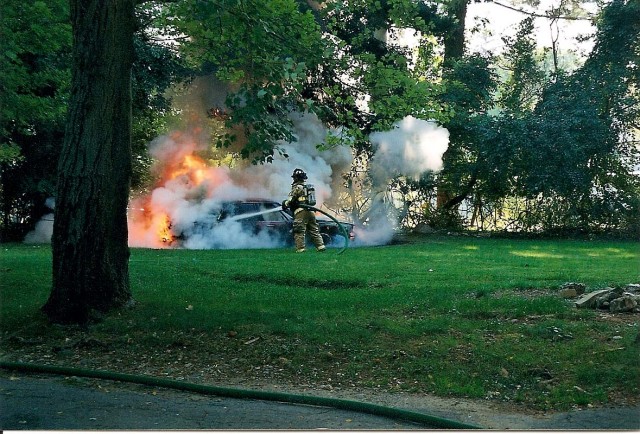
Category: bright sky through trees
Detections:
[{"x1": 467, "y1": 0, "x2": 597, "y2": 55}]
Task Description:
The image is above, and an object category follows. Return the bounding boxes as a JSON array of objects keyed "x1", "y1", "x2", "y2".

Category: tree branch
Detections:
[
  {"x1": 443, "y1": 172, "x2": 478, "y2": 209},
  {"x1": 487, "y1": 0, "x2": 593, "y2": 21}
]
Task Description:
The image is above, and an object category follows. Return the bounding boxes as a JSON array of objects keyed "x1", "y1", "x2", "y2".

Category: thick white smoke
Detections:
[
  {"x1": 354, "y1": 116, "x2": 449, "y2": 246},
  {"x1": 23, "y1": 198, "x2": 54, "y2": 244},
  {"x1": 369, "y1": 116, "x2": 449, "y2": 188}
]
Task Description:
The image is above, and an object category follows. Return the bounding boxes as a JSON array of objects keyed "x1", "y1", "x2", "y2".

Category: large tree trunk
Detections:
[
  {"x1": 438, "y1": 0, "x2": 469, "y2": 212},
  {"x1": 43, "y1": 0, "x2": 135, "y2": 324},
  {"x1": 443, "y1": 0, "x2": 468, "y2": 67}
]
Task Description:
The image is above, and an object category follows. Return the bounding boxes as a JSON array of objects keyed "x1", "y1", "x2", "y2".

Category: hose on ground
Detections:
[
  {"x1": 1, "y1": 361, "x2": 481, "y2": 429},
  {"x1": 298, "y1": 204, "x2": 349, "y2": 254}
]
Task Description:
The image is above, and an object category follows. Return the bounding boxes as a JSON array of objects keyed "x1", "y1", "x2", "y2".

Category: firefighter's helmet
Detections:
[{"x1": 291, "y1": 168, "x2": 307, "y2": 181}]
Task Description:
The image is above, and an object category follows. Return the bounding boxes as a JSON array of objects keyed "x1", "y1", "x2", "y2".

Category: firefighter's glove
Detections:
[{"x1": 282, "y1": 200, "x2": 289, "y2": 210}]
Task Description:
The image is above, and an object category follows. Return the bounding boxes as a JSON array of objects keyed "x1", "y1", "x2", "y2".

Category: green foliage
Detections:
[
  {"x1": 506, "y1": 0, "x2": 640, "y2": 232},
  {"x1": 0, "y1": 0, "x2": 71, "y2": 240},
  {"x1": 0, "y1": 143, "x2": 23, "y2": 166},
  {"x1": 371, "y1": 55, "x2": 450, "y2": 128},
  {"x1": 159, "y1": 0, "x2": 325, "y2": 162},
  {"x1": 0, "y1": 1, "x2": 189, "y2": 239},
  {"x1": 435, "y1": 53, "x2": 501, "y2": 218},
  {"x1": 497, "y1": 18, "x2": 547, "y2": 112},
  {"x1": 2, "y1": 238, "x2": 639, "y2": 410},
  {"x1": 436, "y1": 1, "x2": 639, "y2": 234},
  {"x1": 171, "y1": 0, "x2": 324, "y2": 79},
  {"x1": 323, "y1": 0, "x2": 449, "y2": 132},
  {"x1": 0, "y1": 0, "x2": 71, "y2": 139}
]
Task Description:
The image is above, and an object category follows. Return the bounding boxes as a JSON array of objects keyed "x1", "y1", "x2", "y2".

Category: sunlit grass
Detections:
[{"x1": 510, "y1": 250, "x2": 567, "y2": 258}]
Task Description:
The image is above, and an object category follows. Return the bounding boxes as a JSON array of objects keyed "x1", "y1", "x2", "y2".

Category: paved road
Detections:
[
  {"x1": 0, "y1": 375, "x2": 428, "y2": 430},
  {"x1": 1, "y1": 373, "x2": 639, "y2": 430}
]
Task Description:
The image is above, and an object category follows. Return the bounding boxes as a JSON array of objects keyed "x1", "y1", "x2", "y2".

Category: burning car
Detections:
[{"x1": 168, "y1": 199, "x2": 354, "y2": 249}]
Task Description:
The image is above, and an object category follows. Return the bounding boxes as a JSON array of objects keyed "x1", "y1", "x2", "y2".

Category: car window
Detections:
[
  {"x1": 238, "y1": 203, "x2": 259, "y2": 214},
  {"x1": 262, "y1": 210, "x2": 288, "y2": 222},
  {"x1": 218, "y1": 203, "x2": 237, "y2": 220}
]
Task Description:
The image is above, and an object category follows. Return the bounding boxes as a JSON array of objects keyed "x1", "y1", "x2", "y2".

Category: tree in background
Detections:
[
  {"x1": 0, "y1": 0, "x2": 71, "y2": 241},
  {"x1": 0, "y1": 1, "x2": 188, "y2": 241},
  {"x1": 428, "y1": 0, "x2": 639, "y2": 234},
  {"x1": 429, "y1": 0, "x2": 500, "y2": 227},
  {"x1": 433, "y1": 54, "x2": 499, "y2": 229},
  {"x1": 515, "y1": 0, "x2": 640, "y2": 233}
]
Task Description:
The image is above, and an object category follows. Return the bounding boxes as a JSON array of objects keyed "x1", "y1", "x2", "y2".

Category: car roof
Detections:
[{"x1": 229, "y1": 199, "x2": 279, "y2": 204}]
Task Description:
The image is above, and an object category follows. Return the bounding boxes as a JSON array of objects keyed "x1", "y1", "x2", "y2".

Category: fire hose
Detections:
[
  {"x1": 298, "y1": 204, "x2": 349, "y2": 254},
  {"x1": 0, "y1": 361, "x2": 482, "y2": 429},
  {"x1": 224, "y1": 205, "x2": 349, "y2": 254}
]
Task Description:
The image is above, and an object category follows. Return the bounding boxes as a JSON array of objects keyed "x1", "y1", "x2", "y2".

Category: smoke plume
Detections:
[
  {"x1": 369, "y1": 116, "x2": 449, "y2": 188},
  {"x1": 23, "y1": 198, "x2": 55, "y2": 244},
  {"x1": 354, "y1": 116, "x2": 450, "y2": 245}
]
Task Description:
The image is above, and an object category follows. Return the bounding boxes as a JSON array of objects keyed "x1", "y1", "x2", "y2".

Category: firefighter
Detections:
[{"x1": 282, "y1": 168, "x2": 326, "y2": 253}]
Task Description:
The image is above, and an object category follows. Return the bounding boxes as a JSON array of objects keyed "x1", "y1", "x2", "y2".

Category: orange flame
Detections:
[
  {"x1": 155, "y1": 212, "x2": 174, "y2": 244},
  {"x1": 168, "y1": 154, "x2": 209, "y2": 185},
  {"x1": 128, "y1": 146, "x2": 225, "y2": 247},
  {"x1": 127, "y1": 200, "x2": 174, "y2": 248}
]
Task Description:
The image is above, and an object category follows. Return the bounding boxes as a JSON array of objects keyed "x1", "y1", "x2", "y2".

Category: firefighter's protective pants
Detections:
[{"x1": 293, "y1": 209, "x2": 325, "y2": 251}]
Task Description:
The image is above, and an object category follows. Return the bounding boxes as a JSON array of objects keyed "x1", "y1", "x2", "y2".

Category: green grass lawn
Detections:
[{"x1": 1, "y1": 236, "x2": 639, "y2": 411}]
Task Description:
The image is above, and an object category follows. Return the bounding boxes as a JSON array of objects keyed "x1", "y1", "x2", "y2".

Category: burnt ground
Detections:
[{"x1": 1, "y1": 371, "x2": 639, "y2": 430}]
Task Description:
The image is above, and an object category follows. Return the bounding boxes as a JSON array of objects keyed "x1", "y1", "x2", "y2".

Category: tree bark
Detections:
[
  {"x1": 438, "y1": 0, "x2": 470, "y2": 212},
  {"x1": 43, "y1": 0, "x2": 134, "y2": 324},
  {"x1": 443, "y1": 0, "x2": 468, "y2": 67}
]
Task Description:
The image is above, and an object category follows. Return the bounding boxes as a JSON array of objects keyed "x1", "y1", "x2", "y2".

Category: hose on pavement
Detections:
[{"x1": 0, "y1": 361, "x2": 481, "y2": 429}]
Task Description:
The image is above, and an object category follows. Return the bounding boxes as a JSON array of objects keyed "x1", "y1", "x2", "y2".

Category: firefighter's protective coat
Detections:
[{"x1": 285, "y1": 181, "x2": 325, "y2": 252}]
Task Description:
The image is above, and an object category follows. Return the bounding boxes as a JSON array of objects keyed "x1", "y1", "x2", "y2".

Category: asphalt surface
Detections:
[
  {"x1": 0, "y1": 374, "x2": 427, "y2": 430},
  {"x1": 1, "y1": 373, "x2": 639, "y2": 430}
]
